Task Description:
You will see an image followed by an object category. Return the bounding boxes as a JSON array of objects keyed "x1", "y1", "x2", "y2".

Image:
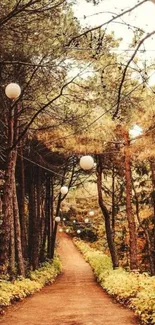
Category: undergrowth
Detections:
[
  {"x1": 74, "y1": 238, "x2": 155, "y2": 325},
  {"x1": 0, "y1": 256, "x2": 62, "y2": 308}
]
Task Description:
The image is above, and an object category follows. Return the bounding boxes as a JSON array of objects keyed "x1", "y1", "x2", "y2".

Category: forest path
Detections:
[{"x1": 0, "y1": 233, "x2": 140, "y2": 325}]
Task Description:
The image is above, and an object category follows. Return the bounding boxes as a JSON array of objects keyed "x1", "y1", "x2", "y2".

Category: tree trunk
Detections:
[
  {"x1": 32, "y1": 184, "x2": 39, "y2": 270},
  {"x1": 112, "y1": 164, "x2": 115, "y2": 239},
  {"x1": 51, "y1": 222, "x2": 58, "y2": 260},
  {"x1": 28, "y1": 172, "x2": 33, "y2": 264},
  {"x1": 18, "y1": 142, "x2": 27, "y2": 258},
  {"x1": 36, "y1": 166, "x2": 42, "y2": 261},
  {"x1": 150, "y1": 160, "x2": 155, "y2": 273},
  {"x1": 13, "y1": 166, "x2": 25, "y2": 277},
  {"x1": 123, "y1": 130, "x2": 137, "y2": 270},
  {"x1": 0, "y1": 115, "x2": 16, "y2": 274},
  {"x1": 9, "y1": 196, "x2": 15, "y2": 279},
  {"x1": 97, "y1": 156, "x2": 119, "y2": 268},
  {"x1": 39, "y1": 200, "x2": 46, "y2": 263},
  {"x1": 46, "y1": 176, "x2": 52, "y2": 258},
  {"x1": 51, "y1": 182, "x2": 62, "y2": 259},
  {"x1": 28, "y1": 167, "x2": 39, "y2": 270},
  {"x1": 50, "y1": 176, "x2": 54, "y2": 245}
]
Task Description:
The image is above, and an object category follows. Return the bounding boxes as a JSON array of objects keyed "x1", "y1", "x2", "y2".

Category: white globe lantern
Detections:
[
  {"x1": 63, "y1": 217, "x2": 66, "y2": 221},
  {"x1": 59, "y1": 228, "x2": 63, "y2": 232},
  {"x1": 55, "y1": 216, "x2": 61, "y2": 223},
  {"x1": 66, "y1": 228, "x2": 70, "y2": 233},
  {"x1": 89, "y1": 210, "x2": 94, "y2": 217},
  {"x1": 73, "y1": 220, "x2": 76, "y2": 224},
  {"x1": 60, "y1": 186, "x2": 68, "y2": 195},
  {"x1": 5, "y1": 83, "x2": 21, "y2": 99},
  {"x1": 80, "y1": 155, "x2": 94, "y2": 170},
  {"x1": 85, "y1": 218, "x2": 89, "y2": 223},
  {"x1": 77, "y1": 229, "x2": 81, "y2": 234}
]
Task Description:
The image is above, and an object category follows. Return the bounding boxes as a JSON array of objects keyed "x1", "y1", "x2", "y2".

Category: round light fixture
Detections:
[
  {"x1": 55, "y1": 216, "x2": 61, "y2": 222},
  {"x1": 89, "y1": 210, "x2": 94, "y2": 217},
  {"x1": 59, "y1": 228, "x2": 63, "y2": 232},
  {"x1": 80, "y1": 155, "x2": 94, "y2": 170},
  {"x1": 60, "y1": 186, "x2": 68, "y2": 195},
  {"x1": 85, "y1": 218, "x2": 89, "y2": 223},
  {"x1": 77, "y1": 229, "x2": 81, "y2": 234},
  {"x1": 5, "y1": 83, "x2": 21, "y2": 99}
]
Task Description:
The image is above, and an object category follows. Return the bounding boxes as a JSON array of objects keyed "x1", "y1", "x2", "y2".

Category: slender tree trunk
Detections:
[
  {"x1": 36, "y1": 167, "x2": 41, "y2": 261},
  {"x1": 112, "y1": 164, "x2": 115, "y2": 239},
  {"x1": 0, "y1": 104, "x2": 15, "y2": 274},
  {"x1": 40, "y1": 211, "x2": 47, "y2": 262},
  {"x1": 39, "y1": 177, "x2": 49, "y2": 263},
  {"x1": 51, "y1": 172, "x2": 66, "y2": 259},
  {"x1": 9, "y1": 196, "x2": 15, "y2": 279},
  {"x1": 123, "y1": 130, "x2": 137, "y2": 270},
  {"x1": 13, "y1": 167, "x2": 25, "y2": 277},
  {"x1": 51, "y1": 186, "x2": 63, "y2": 259},
  {"x1": 13, "y1": 104, "x2": 25, "y2": 276},
  {"x1": 39, "y1": 199, "x2": 46, "y2": 262},
  {"x1": 150, "y1": 160, "x2": 155, "y2": 273},
  {"x1": 47, "y1": 175, "x2": 55, "y2": 259},
  {"x1": 51, "y1": 222, "x2": 58, "y2": 260},
  {"x1": 28, "y1": 171, "x2": 34, "y2": 265},
  {"x1": 51, "y1": 176, "x2": 54, "y2": 237},
  {"x1": 18, "y1": 142, "x2": 27, "y2": 258},
  {"x1": 28, "y1": 167, "x2": 39, "y2": 270},
  {"x1": 97, "y1": 156, "x2": 119, "y2": 268},
  {"x1": 32, "y1": 183, "x2": 39, "y2": 270},
  {"x1": 46, "y1": 176, "x2": 52, "y2": 258}
]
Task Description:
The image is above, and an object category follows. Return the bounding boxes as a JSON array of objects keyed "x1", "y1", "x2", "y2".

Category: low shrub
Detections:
[
  {"x1": 74, "y1": 238, "x2": 155, "y2": 325},
  {"x1": 0, "y1": 256, "x2": 62, "y2": 308},
  {"x1": 131, "y1": 279, "x2": 155, "y2": 325}
]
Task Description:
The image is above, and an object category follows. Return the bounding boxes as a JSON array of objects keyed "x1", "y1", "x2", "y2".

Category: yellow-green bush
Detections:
[
  {"x1": 74, "y1": 239, "x2": 112, "y2": 281},
  {"x1": 74, "y1": 238, "x2": 155, "y2": 325},
  {"x1": 104, "y1": 269, "x2": 139, "y2": 301},
  {"x1": 131, "y1": 278, "x2": 155, "y2": 325},
  {"x1": 0, "y1": 256, "x2": 62, "y2": 308}
]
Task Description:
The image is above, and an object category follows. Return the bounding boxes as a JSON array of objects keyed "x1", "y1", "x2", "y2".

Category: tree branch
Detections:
[
  {"x1": 10, "y1": 71, "x2": 86, "y2": 150},
  {"x1": 66, "y1": 0, "x2": 148, "y2": 46},
  {"x1": 112, "y1": 30, "x2": 155, "y2": 119}
]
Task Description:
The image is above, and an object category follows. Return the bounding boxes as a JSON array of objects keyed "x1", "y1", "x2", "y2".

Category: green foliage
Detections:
[
  {"x1": 74, "y1": 239, "x2": 155, "y2": 325},
  {"x1": 29, "y1": 257, "x2": 62, "y2": 286},
  {"x1": 104, "y1": 268, "x2": 139, "y2": 301},
  {"x1": 74, "y1": 239, "x2": 112, "y2": 281},
  {"x1": 0, "y1": 256, "x2": 62, "y2": 307},
  {"x1": 131, "y1": 281, "x2": 155, "y2": 325}
]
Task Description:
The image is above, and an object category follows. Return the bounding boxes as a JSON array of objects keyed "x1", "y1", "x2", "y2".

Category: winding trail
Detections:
[{"x1": 0, "y1": 233, "x2": 140, "y2": 325}]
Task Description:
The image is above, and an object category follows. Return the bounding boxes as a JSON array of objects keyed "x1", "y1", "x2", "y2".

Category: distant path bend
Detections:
[{"x1": 0, "y1": 233, "x2": 139, "y2": 325}]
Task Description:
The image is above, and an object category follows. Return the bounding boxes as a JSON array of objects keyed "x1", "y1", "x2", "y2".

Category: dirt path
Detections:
[{"x1": 0, "y1": 233, "x2": 140, "y2": 325}]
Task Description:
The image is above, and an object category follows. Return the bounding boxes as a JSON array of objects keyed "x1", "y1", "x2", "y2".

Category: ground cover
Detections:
[{"x1": 74, "y1": 238, "x2": 155, "y2": 325}]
